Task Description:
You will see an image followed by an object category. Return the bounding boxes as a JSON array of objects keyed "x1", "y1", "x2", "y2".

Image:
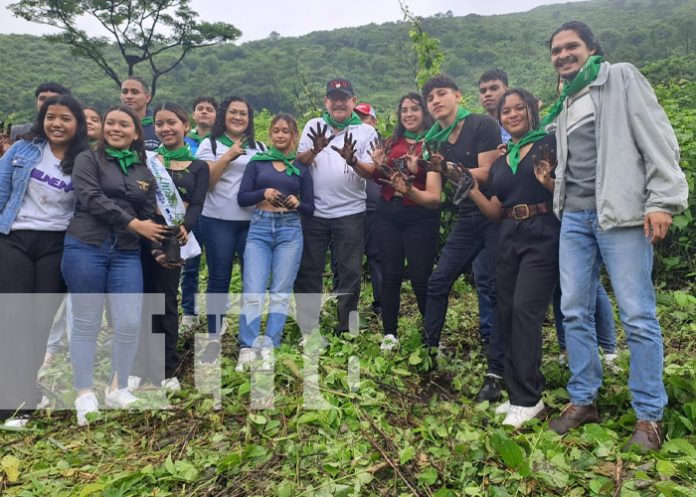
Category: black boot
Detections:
[{"x1": 475, "y1": 374, "x2": 503, "y2": 403}]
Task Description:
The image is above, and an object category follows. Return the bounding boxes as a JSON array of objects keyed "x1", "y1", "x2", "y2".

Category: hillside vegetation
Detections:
[{"x1": 1, "y1": 0, "x2": 695, "y2": 123}]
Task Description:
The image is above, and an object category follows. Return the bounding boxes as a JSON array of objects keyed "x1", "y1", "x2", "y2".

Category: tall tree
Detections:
[{"x1": 8, "y1": 0, "x2": 241, "y2": 98}]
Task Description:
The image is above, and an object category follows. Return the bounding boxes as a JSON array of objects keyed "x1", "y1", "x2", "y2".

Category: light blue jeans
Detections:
[
  {"x1": 239, "y1": 210, "x2": 303, "y2": 349},
  {"x1": 61, "y1": 235, "x2": 143, "y2": 391},
  {"x1": 559, "y1": 210, "x2": 667, "y2": 421}
]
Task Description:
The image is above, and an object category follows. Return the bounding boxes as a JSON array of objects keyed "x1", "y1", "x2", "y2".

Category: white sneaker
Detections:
[
  {"x1": 603, "y1": 352, "x2": 619, "y2": 372},
  {"x1": 161, "y1": 377, "x2": 182, "y2": 392},
  {"x1": 181, "y1": 315, "x2": 197, "y2": 328},
  {"x1": 127, "y1": 375, "x2": 142, "y2": 391},
  {"x1": 75, "y1": 392, "x2": 99, "y2": 426},
  {"x1": 3, "y1": 415, "x2": 31, "y2": 429},
  {"x1": 380, "y1": 334, "x2": 399, "y2": 351},
  {"x1": 502, "y1": 399, "x2": 545, "y2": 428},
  {"x1": 235, "y1": 347, "x2": 256, "y2": 372},
  {"x1": 104, "y1": 387, "x2": 138, "y2": 409},
  {"x1": 495, "y1": 400, "x2": 511, "y2": 415}
]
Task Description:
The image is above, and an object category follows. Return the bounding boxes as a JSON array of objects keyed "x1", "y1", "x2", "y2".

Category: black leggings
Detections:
[
  {"x1": 375, "y1": 198, "x2": 439, "y2": 336},
  {"x1": 0, "y1": 230, "x2": 66, "y2": 419}
]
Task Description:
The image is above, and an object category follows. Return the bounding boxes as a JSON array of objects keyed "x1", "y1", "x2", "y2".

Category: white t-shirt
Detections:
[
  {"x1": 195, "y1": 138, "x2": 265, "y2": 221},
  {"x1": 13, "y1": 142, "x2": 75, "y2": 231},
  {"x1": 298, "y1": 118, "x2": 377, "y2": 219}
]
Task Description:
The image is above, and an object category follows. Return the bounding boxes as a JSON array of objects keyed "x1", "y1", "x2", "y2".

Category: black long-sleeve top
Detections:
[
  {"x1": 163, "y1": 159, "x2": 210, "y2": 232},
  {"x1": 67, "y1": 149, "x2": 156, "y2": 250},
  {"x1": 237, "y1": 159, "x2": 315, "y2": 217}
]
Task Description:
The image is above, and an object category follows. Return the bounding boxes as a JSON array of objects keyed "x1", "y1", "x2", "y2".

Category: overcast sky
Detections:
[{"x1": 0, "y1": 0, "x2": 583, "y2": 43}]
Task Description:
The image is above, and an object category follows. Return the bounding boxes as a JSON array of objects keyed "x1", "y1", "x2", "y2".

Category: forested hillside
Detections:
[{"x1": 1, "y1": 0, "x2": 695, "y2": 123}]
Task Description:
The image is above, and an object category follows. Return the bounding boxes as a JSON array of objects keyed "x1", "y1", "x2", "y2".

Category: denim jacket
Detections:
[
  {"x1": 0, "y1": 139, "x2": 45, "y2": 234},
  {"x1": 553, "y1": 62, "x2": 689, "y2": 229}
]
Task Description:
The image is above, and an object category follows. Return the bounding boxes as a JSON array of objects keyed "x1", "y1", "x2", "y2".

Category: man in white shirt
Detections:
[{"x1": 295, "y1": 78, "x2": 378, "y2": 334}]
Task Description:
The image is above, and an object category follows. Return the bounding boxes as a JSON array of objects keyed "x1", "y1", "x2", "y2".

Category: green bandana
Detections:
[
  {"x1": 403, "y1": 130, "x2": 426, "y2": 141},
  {"x1": 423, "y1": 106, "x2": 472, "y2": 158},
  {"x1": 506, "y1": 128, "x2": 549, "y2": 174},
  {"x1": 217, "y1": 134, "x2": 246, "y2": 149},
  {"x1": 104, "y1": 146, "x2": 140, "y2": 175},
  {"x1": 250, "y1": 147, "x2": 300, "y2": 177},
  {"x1": 155, "y1": 144, "x2": 196, "y2": 167},
  {"x1": 141, "y1": 116, "x2": 153, "y2": 126},
  {"x1": 322, "y1": 111, "x2": 362, "y2": 130},
  {"x1": 541, "y1": 55, "x2": 604, "y2": 128},
  {"x1": 187, "y1": 130, "x2": 208, "y2": 143}
]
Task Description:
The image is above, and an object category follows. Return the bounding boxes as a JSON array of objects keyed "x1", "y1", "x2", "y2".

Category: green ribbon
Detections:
[
  {"x1": 403, "y1": 130, "x2": 426, "y2": 141},
  {"x1": 155, "y1": 144, "x2": 196, "y2": 167},
  {"x1": 104, "y1": 146, "x2": 140, "y2": 175},
  {"x1": 422, "y1": 106, "x2": 472, "y2": 159},
  {"x1": 506, "y1": 128, "x2": 549, "y2": 174},
  {"x1": 217, "y1": 133, "x2": 246, "y2": 149},
  {"x1": 141, "y1": 116, "x2": 153, "y2": 126},
  {"x1": 250, "y1": 146, "x2": 300, "y2": 177},
  {"x1": 187, "y1": 129, "x2": 208, "y2": 144},
  {"x1": 322, "y1": 111, "x2": 362, "y2": 130},
  {"x1": 541, "y1": 55, "x2": 604, "y2": 128}
]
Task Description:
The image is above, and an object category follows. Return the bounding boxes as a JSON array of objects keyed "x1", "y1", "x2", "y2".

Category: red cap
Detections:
[{"x1": 354, "y1": 102, "x2": 376, "y2": 119}]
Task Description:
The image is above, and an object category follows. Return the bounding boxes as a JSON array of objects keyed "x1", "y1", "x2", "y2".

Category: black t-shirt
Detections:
[
  {"x1": 442, "y1": 113, "x2": 501, "y2": 213},
  {"x1": 166, "y1": 159, "x2": 210, "y2": 232},
  {"x1": 489, "y1": 134, "x2": 556, "y2": 208}
]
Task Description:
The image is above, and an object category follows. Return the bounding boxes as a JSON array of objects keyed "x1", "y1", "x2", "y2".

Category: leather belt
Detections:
[{"x1": 504, "y1": 201, "x2": 552, "y2": 220}]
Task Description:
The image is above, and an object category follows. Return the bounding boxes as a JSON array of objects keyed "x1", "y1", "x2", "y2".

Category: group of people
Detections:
[{"x1": 0, "y1": 21, "x2": 688, "y2": 453}]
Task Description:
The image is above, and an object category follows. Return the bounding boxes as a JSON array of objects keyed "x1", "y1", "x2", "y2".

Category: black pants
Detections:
[
  {"x1": 135, "y1": 248, "x2": 183, "y2": 381},
  {"x1": 294, "y1": 212, "x2": 364, "y2": 332},
  {"x1": 422, "y1": 211, "x2": 505, "y2": 376},
  {"x1": 376, "y1": 198, "x2": 439, "y2": 336},
  {"x1": 0, "y1": 230, "x2": 65, "y2": 419},
  {"x1": 496, "y1": 214, "x2": 559, "y2": 407}
]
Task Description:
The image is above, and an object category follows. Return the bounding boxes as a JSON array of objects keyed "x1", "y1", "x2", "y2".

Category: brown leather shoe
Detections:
[
  {"x1": 549, "y1": 404, "x2": 600, "y2": 435},
  {"x1": 622, "y1": 421, "x2": 663, "y2": 452}
]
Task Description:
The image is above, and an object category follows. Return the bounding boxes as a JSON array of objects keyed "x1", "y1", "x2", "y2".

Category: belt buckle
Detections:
[{"x1": 512, "y1": 204, "x2": 530, "y2": 220}]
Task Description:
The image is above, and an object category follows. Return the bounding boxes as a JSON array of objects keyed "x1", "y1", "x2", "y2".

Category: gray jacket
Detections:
[{"x1": 553, "y1": 61, "x2": 688, "y2": 229}]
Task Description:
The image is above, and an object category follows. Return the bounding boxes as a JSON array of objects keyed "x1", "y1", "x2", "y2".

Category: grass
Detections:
[{"x1": 1, "y1": 275, "x2": 695, "y2": 497}]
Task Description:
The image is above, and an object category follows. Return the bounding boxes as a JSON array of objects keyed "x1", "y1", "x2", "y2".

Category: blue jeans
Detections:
[
  {"x1": 61, "y1": 235, "x2": 144, "y2": 390},
  {"x1": 472, "y1": 250, "x2": 494, "y2": 342},
  {"x1": 239, "y1": 210, "x2": 303, "y2": 348},
  {"x1": 553, "y1": 281, "x2": 616, "y2": 353},
  {"x1": 180, "y1": 221, "x2": 204, "y2": 316},
  {"x1": 559, "y1": 210, "x2": 667, "y2": 421},
  {"x1": 199, "y1": 215, "x2": 249, "y2": 334}
]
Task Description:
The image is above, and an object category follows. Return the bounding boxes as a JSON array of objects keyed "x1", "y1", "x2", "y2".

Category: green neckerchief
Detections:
[
  {"x1": 155, "y1": 144, "x2": 196, "y2": 167},
  {"x1": 104, "y1": 146, "x2": 140, "y2": 175},
  {"x1": 217, "y1": 133, "x2": 246, "y2": 149},
  {"x1": 403, "y1": 130, "x2": 426, "y2": 141},
  {"x1": 322, "y1": 111, "x2": 362, "y2": 130},
  {"x1": 141, "y1": 116, "x2": 153, "y2": 126},
  {"x1": 89, "y1": 140, "x2": 99, "y2": 149},
  {"x1": 541, "y1": 55, "x2": 604, "y2": 128},
  {"x1": 250, "y1": 146, "x2": 300, "y2": 177},
  {"x1": 187, "y1": 129, "x2": 208, "y2": 143},
  {"x1": 423, "y1": 106, "x2": 471, "y2": 158},
  {"x1": 506, "y1": 128, "x2": 549, "y2": 174}
]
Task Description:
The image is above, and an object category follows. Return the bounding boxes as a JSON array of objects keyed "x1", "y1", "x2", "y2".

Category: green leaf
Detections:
[
  {"x1": 490, "y1": 431, "x2": 529, "y2": 475},
  {"x1": 408, "y1": 351, "x2": 423, "y2": 365},
  {"x1": 417, "y1": 467, "x2": 438, "y2": 485},
  {"x1": 399, "y1": 445, "x2": 416, "y2": 465},
  {"x1": 250, "y1": 413, "x2": 267, "y2": 425},
  {"x1": 277, "y1": 481, "x2": 294, "y2": 497},
  {"x1": 657, "y1": 459, "x2": 677, "y2": 477},
  {"x1": 79, "y1": 483, "x2": 106, "y2": 497}
]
